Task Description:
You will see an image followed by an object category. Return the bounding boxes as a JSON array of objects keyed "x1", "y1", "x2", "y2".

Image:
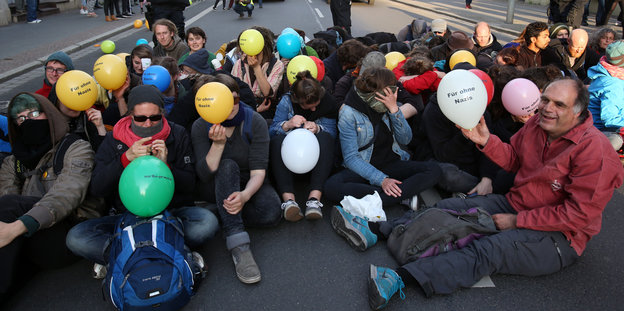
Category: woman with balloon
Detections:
[
  {"x1": 192, "y1": 74, "x2": 281, "y2": 285},
  {"x1": 231, "y1": 27, "x2": 285, "y2": 119},
  {"x1": 129, "y1": 44, "x2": 153, "y2": 77},
  {"x1": 269, "y1": 70, "x2": 338, "y2": 222},
  {"x1": 324, "y1": 67, "x2": 441, "y2": 209},
  {"x1": 66, "y1": 85, "x2": 219, "y2": 270}
]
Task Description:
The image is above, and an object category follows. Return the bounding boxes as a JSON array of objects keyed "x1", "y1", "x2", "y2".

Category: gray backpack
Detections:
[{"x1": 386, "y1": 207, "x2": 499, "y2": 266}]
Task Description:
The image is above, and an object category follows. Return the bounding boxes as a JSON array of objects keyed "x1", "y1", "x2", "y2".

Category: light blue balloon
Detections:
[
  {"x1": 281, "y1": 27, "x2": 298, "y2": 36},
  {"x1": 136, "y1": 38, "x2": 149, "y2": 46},
  {"x1": 142, "y1": 65, "x2": 171, "y2": 92},
  {"x1": 277, "y1": 33, "x2": 301, "y2": 59}
]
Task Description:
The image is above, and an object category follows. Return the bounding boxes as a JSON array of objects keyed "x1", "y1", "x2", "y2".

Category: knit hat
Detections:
[
  {"x1": 431, "y1": 19, "x2": 447, "y2": 34},
  {"x1": 180, "y1": 49, "x2": 214, "y2": 74},
  {"x1": 9, "y1": 94, "x2": 41, "y2": 118},
  {"x1": 45, "y1": 51, "x2": 74, "y2": 71},
  {"x1": 606, "y1": 41, "x2": 624, "y2": 68},
  {"x1": 360, "y1": 51, "x2": 386, "y2": 74},
  {"x1": 549, "y1": 23, "x2": 569, "y2": 39},
  {"x1": 128, "y1": 85, "x2": 165, "y2": 112},
  {"x1": 447, "y1": 31, "x2": 474, "y2": 51}
]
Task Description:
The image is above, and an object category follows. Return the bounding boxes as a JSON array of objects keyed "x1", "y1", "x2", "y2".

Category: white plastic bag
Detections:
[{"x1": 340, "y1": 191, "x2": 386, "y2": 222}]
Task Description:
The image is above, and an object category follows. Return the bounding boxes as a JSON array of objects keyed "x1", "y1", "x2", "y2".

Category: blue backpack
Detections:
[{"x1": 105, "y1": 211, "x2": 196, "y2": 311}]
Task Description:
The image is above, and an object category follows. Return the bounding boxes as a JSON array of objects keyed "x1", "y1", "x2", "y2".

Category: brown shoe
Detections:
[
  {"x1": 111, "y1": 15, "x2": 118, "y2": 20},
  {"x1": 105, "y1": 15, "x2": 112, "y2": 21}
]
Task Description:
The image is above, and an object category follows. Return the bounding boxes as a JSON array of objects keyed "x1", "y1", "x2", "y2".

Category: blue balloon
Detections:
[
  {"x1": 136, "y1": 38, "x2": 149, "y2": 46},
  {"x1": 277, "y1": 33, "x2": 301, "y2": 59},
  {"x1": 281, "y1": 27, "x2": 298, "y2": 36},
  {"x1": 142, "y1": 65, "x2": 171, "y2": 92}
]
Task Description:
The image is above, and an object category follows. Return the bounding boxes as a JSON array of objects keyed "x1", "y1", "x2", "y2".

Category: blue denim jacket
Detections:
[
  {"x1": 338, "y1": 104, "x2": 412, "y2": 186},
  {"x1": 269, "y1": 93, "x2": 338, "y2": 138}
]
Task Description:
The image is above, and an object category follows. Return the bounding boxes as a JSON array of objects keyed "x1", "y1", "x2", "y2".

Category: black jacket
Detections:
[
  {"x1": 472, "y1": 34, "x2": 503, "y2": 56},
  {"x1": 542, "y1": 38, "x2": 597, "y2": 80}
]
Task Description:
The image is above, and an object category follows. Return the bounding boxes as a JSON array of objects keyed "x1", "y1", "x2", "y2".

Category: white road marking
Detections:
[{"x1": 315, "y1": 8, "x2": 324, "y2": 18}]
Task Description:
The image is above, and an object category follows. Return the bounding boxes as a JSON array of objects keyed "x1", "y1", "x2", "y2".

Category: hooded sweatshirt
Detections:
[
  {"x1": 153, "y1": 36, "x2": 190, "y2": 61},
  {"x1": 0, "y1": 92, "x2": 94, "y2": 235}
]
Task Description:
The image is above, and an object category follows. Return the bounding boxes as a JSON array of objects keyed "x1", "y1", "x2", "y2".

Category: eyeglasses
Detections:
[
  {"x1": 133, "y1": 114, "x2": 163, "y2": 122},
  {"x1": 434, "y1": 31, "x2": 444, "y2": 35},
  {"x1": 45, "y1": 66, "x2": 66, "y2": 75},
  {"x1": 15, "y1": 110, "x2": 42, "y2": 125}
]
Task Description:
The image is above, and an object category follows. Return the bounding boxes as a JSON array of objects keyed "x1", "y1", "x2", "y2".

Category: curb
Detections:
[{"x1": 0, "y1": 22, "x2": 136, "y2": 84}]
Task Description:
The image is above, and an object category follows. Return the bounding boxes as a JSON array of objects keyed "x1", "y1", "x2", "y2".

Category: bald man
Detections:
[
  {"x1": 542, "y1": 28, "x2": 599, "y2": 80},
  {"x1": 472, "y1": 22, "x2": 503, "y2": 56}
]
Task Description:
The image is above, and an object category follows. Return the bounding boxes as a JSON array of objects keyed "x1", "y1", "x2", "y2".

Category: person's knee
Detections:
[
  {"x1": 216, "y1": 159, "x2": 240, "y2": 178},
  {"x1": 178, "y1": 207, "x2": 220, "y2": 247}
]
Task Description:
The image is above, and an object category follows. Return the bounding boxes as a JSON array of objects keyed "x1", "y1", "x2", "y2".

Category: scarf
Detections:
[
  {"x1": 344, "y1": 87, "x2": 383, "y2": 126},
  {"x1": 291, "y1": 92, "x2": 338, "y2": 121},
  {"x1": 12, "y1": 119, "x2": 52, "y2": 170},
  {"x1": 220, "y1": 103, "x2": 249, "y2": 128},
  {"x1": 355, "y1": 88, "x2": 389, "y2": 114},
  {"x1": 600, "y1": 56, "x2": 624, "y2": 80},
  {"x1": 113, "y1": 115, "x2": 171, "y2": 148}
]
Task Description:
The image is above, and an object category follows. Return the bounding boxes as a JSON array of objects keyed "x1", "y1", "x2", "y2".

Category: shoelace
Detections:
[{"x1": 383, "y1": 270, "x2": 406, "y2": 300}]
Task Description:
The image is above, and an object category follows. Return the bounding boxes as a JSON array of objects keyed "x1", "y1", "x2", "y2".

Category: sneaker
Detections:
[
  {"x1": 27, "y1": 19, "x2": 42, "y2": 23},
  {"x1": 231, "y1": 244, "x2": 261, "y2": 284},
  {"x1": 192, "y1": 251, "x2": 207, "y2": 279},
  {"x1": 368, "y1": 265, "x2": 406, "y2": 310},
  {"x1": 616, "y1": 21, "x2": 622, "y2": 26},
  {"x1": 305, "y1": 199, "x2": 323, "y2": 220},
  {"x1": 330, "y1": 205, "x2": 377, "y2": 251},
  {"x1": 400, "y1": 194, "x2": 419, "y2": 211},
  {"x1": 92, "y1": 263, "x2": 107, "y2": 279},
  {"x1": 282, "y1": 200, "x2": 303, "y2": 222},
  {"x1": 122, "y1": 13, "x2": 132, "y2": 17},
  {"x1": 116, "y1": 15, "x2": 125, "y2": 19},
  {"x1": 80, "y1": 8, "x2": 88, "y2": 14}
]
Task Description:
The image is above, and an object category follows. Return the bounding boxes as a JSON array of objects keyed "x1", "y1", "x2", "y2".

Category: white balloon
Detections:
[
  {"x1": 436, "y1": 69, "x2": 488, "y2": 129},
  {"x1": 281, "y1": 128, "x2": 320, "y2": 174}
]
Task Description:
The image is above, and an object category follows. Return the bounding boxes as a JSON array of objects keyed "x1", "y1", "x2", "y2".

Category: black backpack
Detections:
[{"x1": 386, "y1": 207, "x2": 499, "y2": 265}]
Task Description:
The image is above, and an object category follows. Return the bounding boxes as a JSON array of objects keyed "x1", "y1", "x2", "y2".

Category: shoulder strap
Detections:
[
  {"x1": 241, "y1": 103, "x2": 254, "y2": 144},
  {"x1": 358, "y1": 123, "x2": 381, "y2": 152},
  {"x1": 53, "y1": 134, "x2": 82, "y2": 176}
]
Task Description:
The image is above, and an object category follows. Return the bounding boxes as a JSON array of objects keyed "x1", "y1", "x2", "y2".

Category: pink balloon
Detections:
[{"x1": 501, "y1": 78, "x2": 540, "y2": 116}]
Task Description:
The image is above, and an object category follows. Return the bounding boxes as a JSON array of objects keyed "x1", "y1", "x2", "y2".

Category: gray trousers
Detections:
[{"x1": 402, "y1": 194, "x2": 580, "y2": 297}]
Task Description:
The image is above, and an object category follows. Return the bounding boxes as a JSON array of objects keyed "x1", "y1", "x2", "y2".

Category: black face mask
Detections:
[{"x1": 12, "y1": 119, "x2": 52, "y2": 170}]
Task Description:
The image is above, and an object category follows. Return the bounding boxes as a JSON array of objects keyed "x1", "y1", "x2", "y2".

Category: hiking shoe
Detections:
[
  {"x1": 231, "y1": 244, "x2": 261, "y2": 284},
  {"x1": 368, "y1": 265, "x2": 406, "y2": 310},
  {"x1": 282, "y1": 200, "x2": 303, "y2": 222},
  {"x1": 92, "y1": 263, "x2": 107, "y2": 279},
  {"x1": 304, "y1": 199, "x2": 323, "y2": 220},
  {"x1": 400, "y1": 194, "x2": 419, "y2": 211},
  {"x1": 330, "y1": 205, "x2": 377, "y2": 251}
]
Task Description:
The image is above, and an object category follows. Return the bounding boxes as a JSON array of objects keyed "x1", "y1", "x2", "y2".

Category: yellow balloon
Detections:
[
  {"x1": 384, "y1": 52, "x2": 406, "y2": 71},
  {"x1": 93, "y1": 54, "x2": 128, "y2": 90},
  {"x1": 55, "y1": 70, "x2": 98, "y2": 111},
  {"x1": 449, "y1": 50, "x2": 476, "y2": 70},
  {"x1": 116, "y1": 52, "x2": 130, "y2": 60},
  {"x1": 195, "y1": 82, "x2": 234, "y2": 124},
  {"x1": 286, "y1": 55, "x2": 318, "y2": 84},
  {"x1": 239, "y1": 29, "x2": 264, "y2": 56},
  {"x1": 145, "y1": 20, "x2": 150, "y2": 30},
  {"x1": 134, "y1": 19, "x2": 143, "y2": 28}
]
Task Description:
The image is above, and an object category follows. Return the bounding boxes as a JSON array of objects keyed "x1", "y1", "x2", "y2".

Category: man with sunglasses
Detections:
[
  {"x1": 0, "y1": 92, "x2": 94, "y2": 301},
  {"x1": 66, "y1": 85, "x2": 218, "y2": 278},
  {"x1": 35, "y1": 51, "x2": 74, "y2": 98}
]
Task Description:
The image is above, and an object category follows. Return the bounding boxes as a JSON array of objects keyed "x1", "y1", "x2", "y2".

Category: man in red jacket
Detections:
[
  {"x1": 339, "y1": 78, "x2": 623, "y2": 309},
  {"x1": 35, "y1": 51, "x2": 74, "y2": 98}
]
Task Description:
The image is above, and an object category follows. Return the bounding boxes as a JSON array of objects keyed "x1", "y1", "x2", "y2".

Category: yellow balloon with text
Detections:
[
  {"x1": 286, "y1": 55, "x2": 317, "y2": 84},
  {"x1": 195, "y1": 82, "x2": 234, "y2": 124},
  {"x1": 239, "y1": 29, "x2": 264, "y2": 56},
  {"x1": 55, "y1": 70, "x2": 98, "y2": 111},
  {"x1": 384, "y1": 52, "x2": 406, "y2": 71},
  {"x1": 93, "y1": 54, "x2": 128, "y2": 90}
]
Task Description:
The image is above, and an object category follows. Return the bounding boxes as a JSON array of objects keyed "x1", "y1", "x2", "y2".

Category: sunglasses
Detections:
[{"x1": 133, "y1": 114, "x2": 163, "y2": 122}]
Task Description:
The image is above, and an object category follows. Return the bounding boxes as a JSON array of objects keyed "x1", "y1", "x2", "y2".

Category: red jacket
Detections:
[
  {"x1": 482, "y1": 115, "x2": 623, "y2": 255},
  {"x1": 35, "y1": 81, "x2": 52, "y2": 98}
]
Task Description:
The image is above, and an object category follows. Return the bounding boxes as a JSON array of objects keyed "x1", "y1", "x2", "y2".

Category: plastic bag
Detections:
[{"x1": 340, "y1": 191, "x2": 386, "y2": 222}]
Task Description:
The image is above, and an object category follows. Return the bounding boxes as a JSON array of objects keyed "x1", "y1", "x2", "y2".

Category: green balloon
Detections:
[
  {"x1": 119, "y1": 155, "x2": 175, "y2": 217},
  {"x1": 101, "y1": 40, "x2": 116, "y2": 54}
]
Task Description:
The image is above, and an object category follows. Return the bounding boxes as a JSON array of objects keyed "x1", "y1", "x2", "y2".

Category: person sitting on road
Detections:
[
  {"x1": 585, "y1": 27, "x2": 617, "y2": 68},
  {"x1": 152, "y1": 18, "x2": 190, "y2": 62},
  {"x1": 324, "y1": 67, "x2": 441, "y2": 210},
  {"x1": 472, "y1": 22, "x2": 503, "y2": 57},
  {"x1": 542, "y1": 28, "x2": 597, "y2": 80},
  {"x1": 333, "y1": 78, "x2": 624, "y2": 310},
  {"x1": 515, "y1": 21, "x2": 550, "y2": 70},
  {"x1": 231, "y1": 26, "x2": 284, "y2": 119},
  {"x1": 129, "y1": 44, "x2": 153, "y2": 77},
  {"x1": 178, "y1": 26, "x2": 218, "y2": 67},
  {"x1": 35, "y1": 51, "x2": 74, "y2": 98},
  {"x1": 587, "y1": 40, "x2": 624, "y2": 150},
  {"x1": 152, "y1": 56, "x2": 188, "y2": 118},
  {"x1": 419, "y1": 18, "x2": 451, "y2": 47},
  {"x1": 396, "y1": 19, "x2": 429, "y2": 42},
  {"x1": 191, "y1": 74, "x2": 281, "y2": 284},
  {"x1": 549, "y1": 23, "x2": 570, "y2": 39},
  {"x1": 323, "y1": 39, "x2": 371, "y2": 91},
  {"x1": 65, "y1": 85, "x2": 219, "y2": 277},
  {"x1": 269, "y1": 71, "x2": 339, "y2": 222},
  {"x1": 429, "y1": 31, "x2": 475, "y2": 62},
  {"x1": 0, "y1": 93, "x2": 94, "y2": 301}
]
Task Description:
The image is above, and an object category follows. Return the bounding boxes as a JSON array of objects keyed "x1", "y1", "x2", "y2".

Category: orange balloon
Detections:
[
  {"x1": 195, "y1": 82, "x2": 234, "y2": 124},
  {"x1": 134, "y1": 19, "x2": 143, "y2": 28}
]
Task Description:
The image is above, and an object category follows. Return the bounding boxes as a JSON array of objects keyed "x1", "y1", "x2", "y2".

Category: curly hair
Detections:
[
  {"x1": 523, "y1": 22, "x2": 549, "y2": 46},
  {"x1": 337, "y1": 39, "x2": 372, "y2": 69}
]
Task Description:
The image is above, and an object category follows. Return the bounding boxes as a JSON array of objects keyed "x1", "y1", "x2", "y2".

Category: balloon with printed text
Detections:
[
  {"x1": 55, "y1": 70, "x2": 98, "y2": 111},
  {"x1": 239, "y1": 29, "x2": 264, "y2": 56},
  {"x1": 195, "y1": 82, "x2": 234, "y2": 124},
  {"x1": 502, "y1": 78, "x2": 541, "y2": 116},
  {"x1": 142, "y1": 65, "x2": 171, "y2": 92},
  {"x1": 286, "y1": 55, "x2": 317, "y2": 84},
  {"x1": 436, "y1": 69, "x2": 487, "y2": 129},
  {"x1": 119, "y1": 155, "x2": 175, "y2": 217},
  {"x1": 93, "y1": 54, "x2": 128, "y2": 90}
]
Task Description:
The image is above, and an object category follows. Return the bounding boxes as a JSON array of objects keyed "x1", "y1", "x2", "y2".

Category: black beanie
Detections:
[{"x1": 127, "y1": 85, "x2": 165, "y2": 112}]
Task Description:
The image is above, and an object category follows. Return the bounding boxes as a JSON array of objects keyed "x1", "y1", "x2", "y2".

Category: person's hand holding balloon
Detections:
[
  {"x1": 459, "y1": 116, "x2": 490, "y2": 147},
  {"x1": 209, "y1": 124, "x2": 227, "y2": 144},
  {"x1": 126, "y1": 137, "x2": 152, "y2": 162},
  {"x1": 303, "y1": 121, "x2": 318, "y2": 133},
  {"x1": 150, "y1": 139, "x2": 168, "y2": 163},
  {"x1": 284, "y1": 115, "x2": 306, "y2": 131}
]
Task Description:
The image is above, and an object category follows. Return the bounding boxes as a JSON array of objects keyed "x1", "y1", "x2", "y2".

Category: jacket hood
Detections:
[
  {"x1": 587, "y1": 62, "x2": 610, "y2": 79},
  {"x1": 7, "y1": 92, "x2": 69, "y2": 148}
]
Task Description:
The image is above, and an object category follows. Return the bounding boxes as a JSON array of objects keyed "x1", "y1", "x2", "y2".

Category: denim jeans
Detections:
[
  {"x1": 401, "y1": 194, "x2": 579, "y2": 297},
  {"x1": 197, "y1": 159, "x2": 281, "y2": 238},
  {"x1": 324, "y1": 160, "x2": 442, "y2": 206},
  {"x1": 26, "y1": 0, "x2": 38, "y2": 21},
  {"x1": 65, "y1": 206, "x2": 219, "y2": 265}
]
